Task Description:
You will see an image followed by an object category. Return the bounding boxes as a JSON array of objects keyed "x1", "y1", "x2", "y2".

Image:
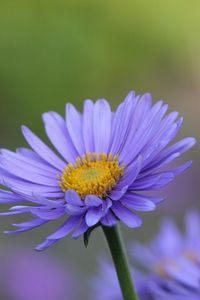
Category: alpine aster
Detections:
[
  {"x1": 131, "y1": 211, "x2": 200, "y2": 299},
  {"x1": 0, "y1": 91, "x2": 195, "y2": 250},
  {"x1": 91, "y1": 212, "x2": 200, "y2": 300}
]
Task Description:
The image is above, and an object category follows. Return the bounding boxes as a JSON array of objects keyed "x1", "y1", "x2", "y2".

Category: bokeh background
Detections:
[{"x1": 0, "y1": 1, "x2": 199, "y2": 299}]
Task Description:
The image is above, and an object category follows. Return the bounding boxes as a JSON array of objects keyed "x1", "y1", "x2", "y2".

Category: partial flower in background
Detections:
[
  {"x1": 0, "y1": 248, "x2": 78, "y2": 300},
  {"x1": 90, "y1": 258, "x2": 150, "y2": 300},
  {"x1": 91, "y1": 211, "x2": 200, "y2": 300},
  {"x1": 0, "y1": 91, "x2": 195, "y2": 250},
  {"x1": 131, "y1": 211, "x2": 200, "y2": 299}
]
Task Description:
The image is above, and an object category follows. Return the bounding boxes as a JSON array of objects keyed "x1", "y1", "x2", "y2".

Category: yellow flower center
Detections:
[{"x1": 58, "y1": 152, "x2": 124, "y2": 199}]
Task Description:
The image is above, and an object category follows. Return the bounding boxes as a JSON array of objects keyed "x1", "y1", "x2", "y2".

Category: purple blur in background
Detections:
[{"x1": 0, "y1": 248, "x2": 78, "y2": 300}]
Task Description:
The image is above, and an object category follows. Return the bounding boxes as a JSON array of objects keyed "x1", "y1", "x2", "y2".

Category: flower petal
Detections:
[
  {"x1": 85, "y1": 207, "x2": 103, "y2": 227},
  {"x1": 42, "y1": 111, "x2": 78, "y2": 163},
  {"x1": 72, "y1": 219, "x2": 88, "y2": 239},
  {"x1": 122, "y1": 193, "x2": 156, "y2": 212},
  {"x1": 21, "y1": 126, "x2": 65, "y2": 171},
  {"x1": 66, "y1": 103, "x2": 85, "y2": 156},
  {"x1": 100, "y1": 210, "x2": 117, "y2": 227},
  {"x1": 82, "y1": 99, "x2": 95, "y2": 153},
  {"x1": 85, "y1": 195, "x2": 102, "y2": 207},
  {"x1": 93, "y1": 100, "x2": 112, "y2": 154},
  {"x1": 47, "y1": 216, "x2": 81, "y2": 240},
  {"x1": 111, "y1": 202, "x2": 142, "y2": 228},
  {"x1": 65, "y1": 190, "x2": 82, "y2": 206}
]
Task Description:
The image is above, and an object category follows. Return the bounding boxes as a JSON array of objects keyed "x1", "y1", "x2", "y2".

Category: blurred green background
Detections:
[{"x1": 0, "y1": 1, "x2": 199, "y2": 299}]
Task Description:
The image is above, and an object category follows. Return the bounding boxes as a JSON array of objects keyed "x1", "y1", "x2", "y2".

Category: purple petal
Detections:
[
  {"x1": 85, "y1": 195, "x2": 102, "y2": 207},
  {"x1": 117, "y1": 156, "x2": 142, "y2": 189},
  {"x1": 65, "y1": 190, "x2": 82, "y2": 206},
  {"x1": 65, "y1": 204, "x2": 86, "y2": 215},
  {"x1": 42, "y1": 112, "x2": 78, "y2": 163},
  {"x1": 1, "y1": 176, "x2": 63, "y2": 198},
  {"x1": 131, "y1": 172, "x2": 174, "y2": 190},
  {"x1": 144, "y1": 137, "x2": 196, "y2": 172},
  {"x1": 47, "y1": 216, "x2": 81, "y2": 240},
  {"x1": 170, "y1": 160, "x2": 192, "y2": 176},
  {"x1": 110, "y1": 186, "x2": 128, "y2": 201},
  {"x1": 1, "y1": 149, "x2": 57, "y2": 177},
  {"x1": 82, "y1": 99, "x2": 95, "y2": 153},
  {"x1": 21, "y1": 126, "x2": 65, "y2": 171},
  {"x1": 5, "y1": 218, "x2": 48, "y2": 234},
  {"x1": 0, "y1": 190, "x2": 22, "y2": 203},
  {"x1": 109, "y1": 91, "x2": 138, "y2": 155},
  {"x1": 119, "y1": 93, "x2": 156, "y2": 164},
  {"x1": 12, "y1": 218, "x2": 47, "y2": 228},
  {"x1": 85, "y1": 207, "x2": 103, "y2": 226},
  {"x1": 100, "y1": 210, "x2": 117, "y2": 227},
  {"x1": 30, "y1": 207, "x2": 65, "y2": 220},
  {"x1": 93, "y1": 100, "x2": 112, "y2": 154},
  {"x1": 122, "y1": 192, "x2": 156, "y2": 211},
  {"x1": 111, "y1": 202, "x2": 142, "y2": 228},
  {"x1": 35, "y1": 239, "x2": 59, "y2": 251},
  {"x1": 0, "y1": 156, "x2": 58, "y2": 186},
  {"x1": 72, "y1": 219, "x2": 88, "y2": 239},
  {"x1": 65, "y1": 103, "x2": 85, "y2": 155}
]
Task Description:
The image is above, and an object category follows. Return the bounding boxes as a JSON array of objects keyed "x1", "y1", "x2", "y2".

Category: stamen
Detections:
[{"x1": 58, "y1": 152, "x2": 124, "y2": 199}]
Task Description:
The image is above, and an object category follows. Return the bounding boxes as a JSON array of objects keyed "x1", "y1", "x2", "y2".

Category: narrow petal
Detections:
[
  {"x1": 65, "y1": 204, "x2": 86, "y2": 215},
  {"x1": 1, "y1": 176, "x2": 63, "y2": 198},
  {"x1": 111, "y1": 202, "x2": 142, "y2": 228},
  {"x1": 109, "y1": 186, "x2": 128, "y2": 201},
  {"x1": 93, "y1": 100, "x2": 112, "y2": 154},
  {"x1": 65, "y1": 103, "x2": 85, "y2": 155},
  {"x1": 21, "y1": 126, "x2": 65, "y2": 171},
  {"x1": 170, "y1": 160, "x2": 192, "y2": 176},
  {"x1": 85, "y1": 195, "x2": 102, "y2": 207},
  {"x1": 1, "y1": 149, "x2": 57, "y2": 177},
  {"x1": 82, "y1": 99, "x2": 95, "y2": 153},
  {"x1": 109, "y1": 91, "x2": 138, "y2": 155},
  {"x1": 117, "y1": 156, "x2": 143, "y2": 189},
  {"x1": 30, "y1": 207, "x2": 65, "y2": 220},
  {"x1": 100, "y1": 210, "x2": 117, "y2": 227},
  {"x1": 0, "y1": 190, "x2": 22, "y2": 203},
  {"x1": 12, "y1": 218, "x2": 47, "y2": 228},
  {"x1": 122, "y1": 193, "x2": 156, "y2": 211},
  {"x1": 35, "y1": 239, "x2": 59, "y2": 251},
  {"x1": 65, "y1": 190, "x2": 82, "y2": 206},
  {"x1": 144, "y1": 137, "x2": 196, "y2": 172},
  {"x1": 131, "y1": 172, "x2": 174, "y2": 190},
  {"x1": 0, "y1": 156, "x2": 58, "y2": 186},
  {"x1": 42, "y1": 112, "x2": 78, "y2": 163},
  {"x1": 5, "y1": 218, "x2": 48, "y2": 234},
  {"x1": 47, "y1": 216, "x2": 81, "y2": 240},
  {"x1": 85, "y1": 207, "x2": 103, "y2": 226},
  {"x1": 72, "y1": 219, "x2": 88, "y2": 239}
]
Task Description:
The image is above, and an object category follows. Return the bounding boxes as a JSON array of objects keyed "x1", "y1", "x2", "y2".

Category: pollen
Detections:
[{"x1": 58, "y1": 152, "x2": 124, "y2": 199}]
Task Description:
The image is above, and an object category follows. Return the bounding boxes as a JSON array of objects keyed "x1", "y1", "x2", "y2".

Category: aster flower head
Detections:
[
  {"x1": 131, "y1": 211, "x2": 200, "y2": 299},
  {"x1": 0, "y1": 91, "x2": 195, "y2": 250}
]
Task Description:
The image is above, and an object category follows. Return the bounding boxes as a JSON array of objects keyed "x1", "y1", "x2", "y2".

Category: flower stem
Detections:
[{"x1": 102, "y1": 225, "x2": 139, "y2": 300}]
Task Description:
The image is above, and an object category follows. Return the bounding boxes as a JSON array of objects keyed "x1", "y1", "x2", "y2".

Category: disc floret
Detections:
[{"x1": 59, "y1": 152, "x2": 124, "y2": 198}]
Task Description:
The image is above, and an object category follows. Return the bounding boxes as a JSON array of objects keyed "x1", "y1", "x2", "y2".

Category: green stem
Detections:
[{"x1": 102, "y1": 225, "x2": 139, "y2": 300}]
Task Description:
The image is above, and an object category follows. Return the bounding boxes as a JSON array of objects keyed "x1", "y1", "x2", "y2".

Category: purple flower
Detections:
[
  {"x1": 131, "y1": 211, "x2": 200, "y2": 299},
  {"x1": 91, "y1": 212, "x2": 200, "y2": 300},
  {"x1": 0, "y1": 91, "x2": 195, "y2": 250},
  {"x1": 0, "y1": 248, "x2": 78, "y2": 300}
]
